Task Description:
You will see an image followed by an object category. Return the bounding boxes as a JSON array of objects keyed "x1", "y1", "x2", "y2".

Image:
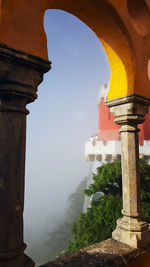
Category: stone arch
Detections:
[
  {"x1": 0, "y1": 0, "x2": 135, "y2": 100},
  {"x1": 127, "y1": 0, "x2": 150, "y2": 38},
  {"x1": 45, "y1": 0, "x2": 135, "y2": 101},
  {"x1": 0, "y1": 2, "x2": 150, "y2": 265}
]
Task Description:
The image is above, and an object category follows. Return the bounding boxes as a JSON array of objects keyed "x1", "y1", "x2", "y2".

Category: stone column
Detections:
[
  {"x1": 0, "y1": 44, "x2": 51, "y2": 267},
  {"x1": 107, "y1": 95, "x2": 150, "y2": 248}
]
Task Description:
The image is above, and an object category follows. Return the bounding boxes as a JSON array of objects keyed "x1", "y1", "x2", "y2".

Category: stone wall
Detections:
[{"x1": 39, "y1": 238, "x2": 150, "y2": 267}]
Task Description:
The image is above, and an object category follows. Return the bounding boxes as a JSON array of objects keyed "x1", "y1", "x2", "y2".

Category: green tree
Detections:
[
  {"x1": 66, "y1": 159, "x2": 150, "y2": 254},
  {"x1": 46, "y1": 177, "x2": 87, "y2": 261}
]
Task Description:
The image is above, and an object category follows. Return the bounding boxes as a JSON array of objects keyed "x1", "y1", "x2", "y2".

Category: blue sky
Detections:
[{"x1": 24, "y1": 9, "x2": 110, "y2": 263}]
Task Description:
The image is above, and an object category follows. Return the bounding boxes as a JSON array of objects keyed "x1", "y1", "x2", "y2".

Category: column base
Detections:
[
  {"x1": 112, "y1": 217, "x2": 150, "y2": 248},
  {"x1": 0, "y1": 254, "x2": 35, "y2": 267}
]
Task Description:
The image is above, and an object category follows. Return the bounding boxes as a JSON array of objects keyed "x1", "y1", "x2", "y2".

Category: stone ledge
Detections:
[
  {"x1": 39, "y1": 238, "x2": 150, "y2": 267},
  {"x1": 0, "y1": 43, "x2": 51, "y2": 73}
]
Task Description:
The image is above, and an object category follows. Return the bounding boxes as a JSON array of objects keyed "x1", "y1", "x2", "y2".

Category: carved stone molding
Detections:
[
  {"x1": 0, "y1": 43, "x2": 51, "y2": 267},
  {"x1": 107, "y1": 94, "x2": 150, "y2": 248}
]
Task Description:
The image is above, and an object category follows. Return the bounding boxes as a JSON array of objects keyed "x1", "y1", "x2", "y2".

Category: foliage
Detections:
[
  {"x1": 46, "y1": 177, "x2": 87, "y2": 261},
  {"x1": 66, "y1": 195, "x2": 122, "y2": 253},
  {"x1": 66, "y1": 159, "x2": 150, "y2": 254},
  {"x1": 84, "y1": 161, "x2": 122, "y2": 197}
]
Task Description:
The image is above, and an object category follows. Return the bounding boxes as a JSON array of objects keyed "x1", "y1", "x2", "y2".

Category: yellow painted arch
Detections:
[
  {"x1": 101, "y1": 40, "x2": 134, "y2": 100},
  {"x1": 45, "y1": 0, "x2": 135, "y2": 100},
  {"x1": 0, "y1": 0, "x2": 137, "y2": 100}
]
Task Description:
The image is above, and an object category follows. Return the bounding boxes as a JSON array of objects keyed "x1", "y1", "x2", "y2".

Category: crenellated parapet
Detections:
[{"x1": 0, "y1": 0, "x2": 150, "y2": 265}]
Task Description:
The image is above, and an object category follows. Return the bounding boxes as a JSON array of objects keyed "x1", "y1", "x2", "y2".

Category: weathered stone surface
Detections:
[
  {"x1": 0, "y1": 43, "x2": 51, "y2": 267},
  {"x1": 39, "y1": 238, "x2": 150, "y2": 267},
  {"x1": 0, "y1": 254, "x2": 34, "y2": 267},
  {"x1": 107, "y1": 95, "x2": 150, "y2": 248}
]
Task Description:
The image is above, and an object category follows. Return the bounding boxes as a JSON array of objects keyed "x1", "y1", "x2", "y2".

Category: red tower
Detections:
[
  {"x1": 98, "y1": 97, "x2": 120, "y2": 142},
  {"x1": 97, "y1": 84, "x2": 150, "y2": 146},
  {"x1": 84, "y1": 83, "x2": 150, "y2": 212}
]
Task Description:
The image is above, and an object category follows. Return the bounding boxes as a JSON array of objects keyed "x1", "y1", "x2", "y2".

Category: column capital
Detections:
[
  {"x1": 106, "y1": 94, "x2": 150, "y2": 125},
  {"x1": 106, "y1": 94, "x2": 150, "y2": 248},
  {"x1": 0, "y1": 44, "x2": 51, "y2": 266},
  {"x1": 0, "y1": 43, "x2": 51, "y2": 109}
]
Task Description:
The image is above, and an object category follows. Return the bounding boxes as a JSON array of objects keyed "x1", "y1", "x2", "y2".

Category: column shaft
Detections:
[
  {"x1": 0, "y1": 43, "x2": 51, "y2": 267},
  {"x1": 0, "y1": 105, "x2": 26, "y2": 255},
  {"x1": 121, "y1": 124, "x2": 141, "y2": 219},
  {"x1": 107, "y1": 95, "x2": 150, "y2": 248}
]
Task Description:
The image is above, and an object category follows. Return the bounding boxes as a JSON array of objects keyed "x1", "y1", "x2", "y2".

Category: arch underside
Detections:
[
  {"x1": 46, "y1": 0, "x2": 134, "y2": 100},
  {"x1": 0, "y1": 0, "x2": 150, "y2": 99}
]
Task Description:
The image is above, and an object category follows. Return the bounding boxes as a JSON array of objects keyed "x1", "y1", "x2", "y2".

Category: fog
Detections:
[{"x1": 24, "y1": 10, "x2": 110, "y2": 266}]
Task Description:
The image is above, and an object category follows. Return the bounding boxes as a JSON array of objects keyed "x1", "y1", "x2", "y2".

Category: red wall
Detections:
[
  {"x1": 98, "y1": 98, "x2": 120, "y2": 141},
  {"x1": 98, "y1": 99, "x2": 150, "y2": 146}
]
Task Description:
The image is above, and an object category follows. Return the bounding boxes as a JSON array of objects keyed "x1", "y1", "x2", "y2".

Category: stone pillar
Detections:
[
  {"x1": 107, "y1": 95, "x2": 150, "y2": 248},
  {"x1": 0, "y1": 44, "x2": 51, "y2": 267}
]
